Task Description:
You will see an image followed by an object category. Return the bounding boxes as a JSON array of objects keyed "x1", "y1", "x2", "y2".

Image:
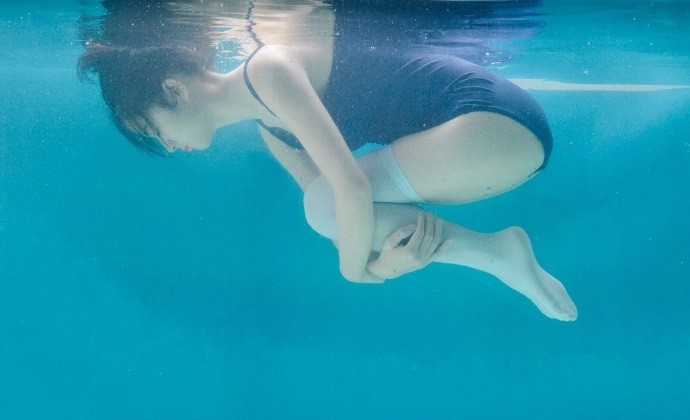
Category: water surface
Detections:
[{"x1": 0, "y1": 1, "x2": 688, "y2": 418}]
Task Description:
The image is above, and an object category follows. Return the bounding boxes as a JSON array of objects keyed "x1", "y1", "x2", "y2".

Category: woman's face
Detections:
[{"x1": 147, "y1": 97, "x2": 215, "y2": 153}]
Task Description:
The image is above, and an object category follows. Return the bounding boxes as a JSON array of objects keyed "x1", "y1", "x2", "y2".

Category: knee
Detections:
[{"x1": 303, "y1": 175, "x2": 337, "y2": 239}]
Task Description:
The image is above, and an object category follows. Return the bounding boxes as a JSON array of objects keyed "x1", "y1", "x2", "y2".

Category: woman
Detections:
[{"x1": 78, "y1": 0, "x2": 577, "y2": 321}]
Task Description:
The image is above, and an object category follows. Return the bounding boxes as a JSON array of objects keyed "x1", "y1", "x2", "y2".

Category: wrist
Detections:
[
  {"x1": 366, "y1": 259, "x2": 393, "y2": 281},
  {"x1": 340, "y1": 263, "x2": 385, "y2": 283},
  {"x1": 364, "y1": 269, "x2": 386, "y2": 284}
]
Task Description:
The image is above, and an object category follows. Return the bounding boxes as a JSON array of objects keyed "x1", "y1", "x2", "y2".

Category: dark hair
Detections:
[{"x1": 77, "y1": 1, "x2": 214, "y2": 154}]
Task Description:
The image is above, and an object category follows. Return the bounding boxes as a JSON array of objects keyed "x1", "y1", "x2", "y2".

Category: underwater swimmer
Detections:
[{"x1": 78, "y1": 8, "x2": 577, "y2": 322}]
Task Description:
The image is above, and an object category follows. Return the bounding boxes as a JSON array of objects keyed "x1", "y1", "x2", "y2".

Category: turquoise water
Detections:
[{"x1": 1, "y1": 0, "x2": 689, "y2": 418}]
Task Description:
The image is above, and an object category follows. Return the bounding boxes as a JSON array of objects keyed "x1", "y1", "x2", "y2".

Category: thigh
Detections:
[{"x1": 390, "y1": 111, "x2": 546, "y2": 204}]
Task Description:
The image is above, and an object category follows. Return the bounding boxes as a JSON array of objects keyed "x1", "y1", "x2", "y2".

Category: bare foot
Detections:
[{"x1": 489, "y1": 227, "x2": 578, "y2": 321}]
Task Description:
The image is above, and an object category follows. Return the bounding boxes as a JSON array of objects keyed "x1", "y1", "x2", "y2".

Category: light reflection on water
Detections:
[
  {"x1": 79, "y1": 0, "x2": 551, "y2": 71},
  {"x1": 76, "y1": 0, "x2": 690, "y2": 84}
]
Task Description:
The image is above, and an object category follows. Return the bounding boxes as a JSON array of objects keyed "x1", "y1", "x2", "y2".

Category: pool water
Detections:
[{"x1": 1, "y1": 0, "x2": 689, "y2": 418}]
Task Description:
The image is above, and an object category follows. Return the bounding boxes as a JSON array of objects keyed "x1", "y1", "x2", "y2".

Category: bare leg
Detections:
[
  {"x1": 305, "y1": 174, "x2": 577, "y2": 321},
  {"x1": 388, "y1": 112, "x2": 576, "y2": 320},
  {"x1": 363, "y1": 203, "x2": 577, "y2": 321},
  {"x1": 391, "y1": 112, "x2": 575, "y2": 320},
  {"x1": 437, "y1": 225, "x2": 578, "y2": 321},
  {"x1": 304, "y1": 111, "x2": 577, "y2": 321}
]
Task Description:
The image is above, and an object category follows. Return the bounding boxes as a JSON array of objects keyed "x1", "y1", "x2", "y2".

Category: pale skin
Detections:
[{"x1": 147, "y1": 44, "x2": 578, "y2": 321}]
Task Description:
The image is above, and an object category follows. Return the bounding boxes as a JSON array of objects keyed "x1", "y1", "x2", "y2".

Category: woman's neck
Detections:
[{"x1": 190, "y1": 67, "x2": 261, "y2": 131}]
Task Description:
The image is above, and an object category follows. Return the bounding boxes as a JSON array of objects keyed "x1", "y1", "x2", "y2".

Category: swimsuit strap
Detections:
[
  {"x1": 243, "y1": 46, "x2": 277, "y2": 117},
  {"x1": 243, "y1": 46, "x2": 304, "y2": 149}
]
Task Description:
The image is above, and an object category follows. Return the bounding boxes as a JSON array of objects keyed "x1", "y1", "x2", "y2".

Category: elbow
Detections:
[
  {"x1": 340, "y1": 264, "x2": 362, "y2": 283},
  {"x1": 339, "y1": 255, "x2": 367, "y2": 283},
  {"x1": 340, "y1": 266, "x2": 365, "y2": 283},
  {"x1": 340, "y1": 265, "x2": 383, "y2": 284}
]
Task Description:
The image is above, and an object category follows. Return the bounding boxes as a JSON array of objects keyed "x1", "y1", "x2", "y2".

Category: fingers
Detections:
[
  {"x1": 383, "y1": 224, "x2": 416, "y2": 250},
  {"x1": 407, "y1": 212, "x2": 446, "y2": 261},
  {"x1": 405, "y1": 212, "x2": 425, "y2": 251},
  {"x1": 420, "y1": 212, "x2": 438, "y2": 257},
  {"x1": 420, "y1": 214, "x2": 443, "y2": 260},
  {"x1": 429, "y1": 238, "x2": 451, "y2": 261}
]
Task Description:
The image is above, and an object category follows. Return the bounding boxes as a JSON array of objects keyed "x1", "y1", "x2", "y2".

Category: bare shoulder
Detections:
[{"x1": 250, "y1": 44, "x2": 332, "y2": 93}]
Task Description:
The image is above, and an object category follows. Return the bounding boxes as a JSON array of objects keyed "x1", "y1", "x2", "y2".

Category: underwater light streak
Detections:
[{"x1": 510, "y1": 78, "x2": 690, "y2": 92}]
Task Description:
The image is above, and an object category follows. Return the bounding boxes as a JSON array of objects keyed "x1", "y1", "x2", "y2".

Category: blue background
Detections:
[{"x1": 1, "y1": 1, "x2": 689, "y2": 418}]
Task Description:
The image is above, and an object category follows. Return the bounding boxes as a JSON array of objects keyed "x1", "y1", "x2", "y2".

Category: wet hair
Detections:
[
  {"x1": 77, "y1": 1, "x2": 214, "y2": 154},
  {"x1": 78, "y1": 43, "x2": 210, "y2": 154}
]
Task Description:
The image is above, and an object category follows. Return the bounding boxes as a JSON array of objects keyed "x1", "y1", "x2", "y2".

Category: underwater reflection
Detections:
[{"x1": 79, "y1": 0, "x2": 546, "y2": 70}]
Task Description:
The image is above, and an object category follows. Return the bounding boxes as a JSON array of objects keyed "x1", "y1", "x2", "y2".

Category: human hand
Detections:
[{"x1": 366, "y1": 212, "x2": 450, "y2": 280}]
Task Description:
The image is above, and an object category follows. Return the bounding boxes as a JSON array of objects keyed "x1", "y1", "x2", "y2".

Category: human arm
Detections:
[
  {"x1": 366, "y1": 212, "x2": 450, "y2": 280},
  {"x1": 261, "y1": 129, "x2": 447, "y2": 282},
  {"x1": 246, "y1": 45, "x2": 380, "y2": 282}
]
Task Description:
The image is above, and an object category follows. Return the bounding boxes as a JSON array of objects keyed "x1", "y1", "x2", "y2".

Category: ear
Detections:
[{"x1": 161, "y1": 78, "x2": 189, "y2": 104}]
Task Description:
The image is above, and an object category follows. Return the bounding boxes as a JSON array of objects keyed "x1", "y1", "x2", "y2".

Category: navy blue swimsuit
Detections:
[{"x1": 243, "y1": 11, "x2": 553, "y2": 171}]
